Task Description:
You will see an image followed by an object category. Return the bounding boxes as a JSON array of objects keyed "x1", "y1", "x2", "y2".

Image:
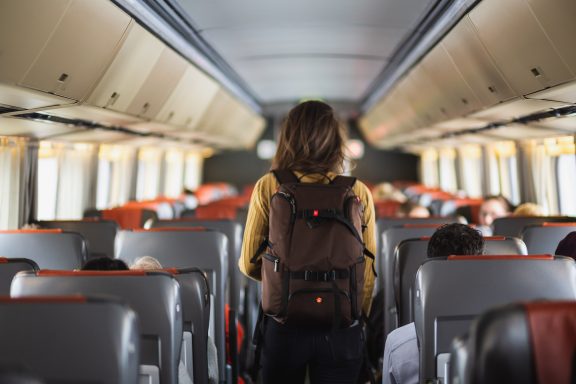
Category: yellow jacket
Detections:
[{"x1": 239, "y1": 171, "x2": 377, "y2": 314}]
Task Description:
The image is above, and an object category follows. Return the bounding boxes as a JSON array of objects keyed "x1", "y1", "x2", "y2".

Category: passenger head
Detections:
[
  {"x1": 478, "y1": 195, "x2": 513, "y2": 227},
  {"x1": 272, "y1": 101, "x2": 346, "y2": 174},
  {"x1": 81, "y1": 257, "x2": 129, "y2": 271},
  {"x1": 555, "y1": 232, "x2": 576, "y2": 259},
  {"x1": 512, "y1": 202, "x2": 543, "y2": 217},
  {"x1": 397, "y1": 201, "x2": 430, "y2": 218},
  {"x1": 427, "y1": 223, "x2": 484, "y2": 258},
  {"x1": 130, "y1": 256, "x2": 163, "y2": 270}
]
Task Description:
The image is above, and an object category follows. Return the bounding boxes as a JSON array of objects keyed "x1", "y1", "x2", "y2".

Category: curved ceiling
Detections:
[{"x1": 161, "y1": 0, "x2": 434, "y2": 104}]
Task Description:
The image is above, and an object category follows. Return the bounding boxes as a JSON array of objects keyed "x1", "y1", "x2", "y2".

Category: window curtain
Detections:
[
  {"x1": 136, "y1": 147, "x2": 164, "y2": 200},
  {"x1": 55, "y1": 144, "x2": 98, "y2": 219},
  {"x1": 0, "y1": 137, "x2": 27, "y2": 229}
]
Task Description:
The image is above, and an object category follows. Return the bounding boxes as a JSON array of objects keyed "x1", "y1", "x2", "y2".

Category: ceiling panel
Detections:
[{"x1": 173, "y1": 0, "x2": 433, "y2": 103}]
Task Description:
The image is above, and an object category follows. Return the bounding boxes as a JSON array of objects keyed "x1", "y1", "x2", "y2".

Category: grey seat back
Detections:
[
  {"x1": 169, "y1": 267, "x2": 211, "y2": 384},
  {"x1": 11, "y1": 271, "x2": 182, "y2": 384},
  {"x1": 380, "y1": 225, "x2": 442, "y2": 335},
  {"x1": 522, "y1": 223, "x2": 576, "y2": 254},
  {"x1": 115, "y1": 228, "x2": 228, "y2": 380},
  {"x1": 0, "y1": 296, "x2": 139, "y2": 384},
  {"x1": 38, "y1": 220, "x2": 118, "y2": 259},
  {"x1": 0, "y1": 257, "x2": 38, "y2": 295},
  {"x1": 493, "y1": 216, "x2": 576, "y2": 237},
  {"x1": 151, "y1": 219, "x2": 243, "y2": 312},
  {"x1": 0, "y1": 230, "x2": 86, "y2": 269},
  {"x1": 413, "y1": 256, "x2": 576, "y2": 384},
  {"x1": 395, "y1": 236, "x2": 528, "y2": 326}
]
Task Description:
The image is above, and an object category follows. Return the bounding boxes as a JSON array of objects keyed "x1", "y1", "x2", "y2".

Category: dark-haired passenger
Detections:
[
  {"x1": 382, "y1": 224, "x2": 484, "y2": 384},
  {"x1": 555, "y1": 232, "x2": 576, "y2": 260},
  {"x1": 81, "y1": 257, "x2": 129, "y2": 271}
]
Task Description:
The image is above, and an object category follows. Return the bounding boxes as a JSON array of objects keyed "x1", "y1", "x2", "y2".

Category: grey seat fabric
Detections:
[
  {"x1": 0, "y1": 296, "x2": 139, "y2": 384},
  {"x1": 38, "y1": 220, "x2": 119, "y2": 259},
  {"x1": 0, "y1": 231, "x2": 86, "y2": 269},
  {"x1": 150, "y1": 219, "x2": 243, "y2": 312},
  {"x1": 394, "y1": 237, "x2": 528, "y2": 326},
  {"x1": 522, "y1": 223, "x2": 576, "y2": 254},
  {"x1": 380, "y1": 225, "x2": 442, "y2": 335},
  {"x1": 493, "y1": 216, "x2": 576, "y2": 237},
  {"x1": 171, "y1": 267, "x2": 211, "y2": 384},
  {"x1": 11, "y1": 271, "x2": 182, "y2": 384},
  {"x1": 0, "y1": 258, "x2": 38, "y2": 295},
  {"x1": 115, "y1": 229, "x2": 228, "y2": 381},
  {"x1": 413, "y1": 256, "x2": 576, "y2": 384}
]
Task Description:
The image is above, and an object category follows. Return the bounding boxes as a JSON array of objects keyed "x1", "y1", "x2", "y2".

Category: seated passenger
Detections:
[
  {"x1": 382, "y1": 223, "x2": 484, "y2": 384},
  {"x1": 373, "y1": 182, "x2": 407, "y2": 203},
  {"x1": 397, "y1": 201, "x2": 430, "y2": 218},
  {"x1": 512, "y1": 202, "x2": 543, "y2": 217},
  {"x1": 81, "y1": 257, "x2": 129, "y2": 271},
  {"x1": 130, "y1": 256, "x2": 163, "y2": 270},
  {"x1": 477, "y1": 195, "x2": 513, "y2": 235},
  {"x1": 555, "y1": 232, "x2": 576, "y2": 260}
]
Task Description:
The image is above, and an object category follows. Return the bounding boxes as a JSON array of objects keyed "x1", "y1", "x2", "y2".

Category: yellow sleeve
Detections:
[
  {"x1": 239, "y1": 174, "x2": 274, "y2": 281},
  {"x1": 354, "y1": 180, "x2": 377, "y2": 315}
]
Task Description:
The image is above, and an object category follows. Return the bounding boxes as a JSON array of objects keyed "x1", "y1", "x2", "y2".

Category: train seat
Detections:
[
  {"x1": 0, "y1": 230, "x2": 86, "y2": 269},
  {"x1": 380, "y1": 224, "x2": 447, "y2": 335},
  {"x1": 115, "y1": 228, "x2": 229, "y2": 382},
  {"x1": 394, "y1": 236, "x2": 528, "y2": 327},
  {"x1": 99, "y1": 207, "x2": 158, "y2": 230},
  {"x1": 493, "y1": 216, "x2": 576, "y2": 238},
  {"x1": 451, "y1": 301, "x2": 576, "y2": 384},
  {"x1": 0, "y1": 296, "x2": 139, "y2": 384},
  {"x1": 0, "y1": 257, "x2": 38, "y2": 295},
  {"x1": 522, "y1": 223, "x2": 576, "y2": 254},
  {"x1": 414, "y1": 255, "x2": 576, "y2": 384},
  {"x1": 38, "y1": 219, "x2": 119, "y2": 259},
  {"x1": 164, "y1": 267, "x2": 211, "y2": 384},
  {"x1": 11, "y1": 270, "x2": 182, "y2": 384},
  {"x1": 150, "y1": 219, "x2": 243, "y2": 312}
]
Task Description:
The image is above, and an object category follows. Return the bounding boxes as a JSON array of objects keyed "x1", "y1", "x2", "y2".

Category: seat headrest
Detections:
[
  {"x1": 447, "y1": 255, "x2": 552, "y2": 260},
  {"x1": 525, "y1": 301, "x2": 576, "y2": 384}
]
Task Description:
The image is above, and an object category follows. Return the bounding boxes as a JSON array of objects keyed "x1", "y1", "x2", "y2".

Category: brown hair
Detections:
[{"x1": 272, "y1": 101, "x2": 347, "y2": 174}]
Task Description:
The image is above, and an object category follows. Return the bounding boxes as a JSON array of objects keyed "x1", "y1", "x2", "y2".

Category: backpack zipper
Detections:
[
  {"x1": 276, "y1": 191, "x2": 296, "y2": 223},
  {"x1": 264, "y1": 253, "x2": 280, "y2": 272}
]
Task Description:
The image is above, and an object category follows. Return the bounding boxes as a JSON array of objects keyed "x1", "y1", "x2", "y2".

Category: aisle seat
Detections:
[
  {"x1": 115, "y1": 228, "x2": 229, "y2": 382},
  {"x1": 0, "y1": 296, "x2": 139, "y2": 384},
  {"x1": 0, "y1": 230, "x2": 86, "y2": 269},
  {"x1": 414, "y1": 255, "x2": 576, "y2": 384},
  {"x1": 101, "y1": 207, "x2": 157, "y2": 229},
  {"x1": 11, "y1": 270, "x2": 182, "y2": 384},
  {"x1": 451, "y1": 301, "x2": 576, "y2": 384},
  {"x1": 394, "y1": 236, "x2": 527, "y2": 327},
  {"x1": 522, "y1": 223, "x2": 576, "y2": 254}
]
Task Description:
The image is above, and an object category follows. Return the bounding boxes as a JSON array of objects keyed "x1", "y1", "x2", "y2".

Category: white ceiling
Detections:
[{"x1": 174, "y1": 0, "x2": 434, "y2": 104}]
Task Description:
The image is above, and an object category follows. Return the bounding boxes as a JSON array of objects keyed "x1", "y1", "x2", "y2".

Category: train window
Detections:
[
  {"x1": 97, "y1": 145, "x2": 136, "y2": 209},
  {"x1": 0, "y1": 137, "x2": 26, "y2": 229},
  {"x1": 136, "y1": 147, "x2": 163, "y2": 201},
  {"x1": 490, "y1": 141, "x2": 520, "y2": 205},
  {"x1": 554, "y1": 137, "x2": 576, "y2": 216},
  {"x1": 439, "y1": 148, "x2": 458, "y2": 193},
  {"x1": 184, "y1": 152, "x2": 204, "y2": 191},
  {"x1": 37, "y1": 142, "x2": 59, "y2": 221},
  {"x1": 164, "y1": 149, "x2": 184, "y2": 198},
  {"x1": 421, "y1": 149, "x2": 439, "y2": 187},
  {"x1": 38, "y1": 142, "x2": 97, "y2": 220},
  {"x1": 457, "y1": 145, "x2": 483, "y2": 198}
]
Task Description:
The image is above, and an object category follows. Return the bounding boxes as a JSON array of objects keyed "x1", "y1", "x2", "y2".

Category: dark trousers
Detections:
[{"x1": 261, "y1": 318, "x2": 364, "y2": 384}]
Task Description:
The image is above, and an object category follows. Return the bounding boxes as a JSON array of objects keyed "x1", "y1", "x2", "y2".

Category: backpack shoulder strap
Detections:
[
  {"x1": 272, "y1": 170, "x2": 299, "y2": 185},
  {"x1": 331, "y1": 175, "x2": 357, "y2": 188}
]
